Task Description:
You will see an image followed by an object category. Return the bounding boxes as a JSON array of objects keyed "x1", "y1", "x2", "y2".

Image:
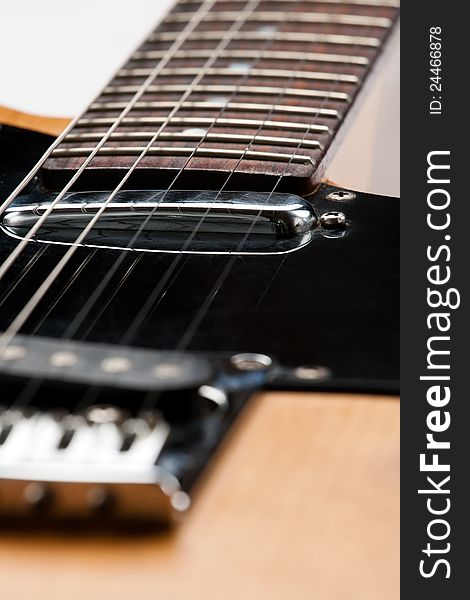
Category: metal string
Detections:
[
  {"x1": 0, "y1": 0, "x2": 219, "y2": 311},
  {"x1": 1, "y1": 0, "x2": 264, "y2": 410},
  {"x1": 56, "y1": 13, "x2": 287, "y2": 342},
  {"x1": 65, "y1": 3, "x2": 366, "y2": 349},
  {"x1": 120, "y1": 66, "x2": 315, "y2": 345},
  {"x1": 118, "y1": 15, "x2": 361, "y2": 348},
  {"x1": 135, "y1": 68, "x2": 344, "y2": 411},
  {"x1": 134, "y1": 13, "x2": 373, "y2": 415},
  {"x1": 0, "y1": 0, "x2": 261, "y2": 351},
  {"x1": 22, "y1": 0, "x2": 369, "y2": 350},
  {"x1": 64, "y1": 0, "x2": 329, "y2": 414},
  {"x1": 2, "y1": 0, "x2": 380, "y2": 416},
  {"x1": 0, "y1": 245, "x2": 48, "y2": 308},
  {"x1": 172, "y1": 35, "x2": 370, "y2": 354}
]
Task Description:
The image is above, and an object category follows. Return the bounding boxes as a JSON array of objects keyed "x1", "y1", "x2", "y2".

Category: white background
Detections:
[{"x1": 0, "y1": 0, "x2": 399, "y2": 195}]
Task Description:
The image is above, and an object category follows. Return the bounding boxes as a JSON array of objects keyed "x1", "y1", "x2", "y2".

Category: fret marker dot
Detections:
[
  {"x1": 258, "y1": 25, "x2": 278, "y2": 33},
  {"x1": 229, "y1": 62, "x2": 251, "y2": 73},
  {"x1": 209, "y1": 96, "x2": 229, "y2": 105},
  {"x1": 183, "y1": 128, "x2": 207, "y2": 137}
]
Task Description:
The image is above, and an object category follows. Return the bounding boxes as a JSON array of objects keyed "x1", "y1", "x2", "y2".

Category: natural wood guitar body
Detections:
[
  {"x1": 0, "y1": 106, "x2": 70, "y2": 137},
  {"x1": 0, "y1": 107, "x2": 399, "y2": 599}
]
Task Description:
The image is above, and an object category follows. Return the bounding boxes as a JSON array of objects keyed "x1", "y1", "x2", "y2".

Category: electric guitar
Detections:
[{"x1": 0, "y1": 1, "x2": 400, "y2": 597}]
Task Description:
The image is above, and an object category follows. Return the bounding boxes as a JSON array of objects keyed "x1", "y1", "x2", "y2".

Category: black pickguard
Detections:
[{"x1": 0, "y1": 125, "x2": 399, "y2": 395}]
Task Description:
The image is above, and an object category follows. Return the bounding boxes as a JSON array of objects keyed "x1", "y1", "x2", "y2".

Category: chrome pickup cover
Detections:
[{"x1": 1, "y1": 190, "x2": 318, "y2": 255}]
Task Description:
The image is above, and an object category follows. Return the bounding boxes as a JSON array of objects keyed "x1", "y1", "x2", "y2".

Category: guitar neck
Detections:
[{"x1": 43, "y1": 0, "x2": 399, "y2": 193}]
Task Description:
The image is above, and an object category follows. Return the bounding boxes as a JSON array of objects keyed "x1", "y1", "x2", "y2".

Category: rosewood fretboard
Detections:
[{"x1": 43, "y1": 0, "x2": 400, "y2": 193}]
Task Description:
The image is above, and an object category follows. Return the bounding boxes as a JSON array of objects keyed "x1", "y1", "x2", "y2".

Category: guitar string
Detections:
[
  {"x1": 120, "y1": 65, "x2": 315, "y2": 346},
  {"x1": 2, "y1": 0, "x2": 265, "y2": 410},
  {"x1": 0, "y1": 0, "x2": 380, "y2": 294},
  {"x1": 0, "y1": 0, "x2": 219, "y2": 315},
  {"x1": 136, "y1": 17, "x2": 373, "y2": 411},
  {"x1": 135, "y1": 92, "x2": 339, "y2": 413},
  {"x1": 0, "y1": 0, "x2": 222, "y2": 318},
  {"x1": 5, "y1": 250, "x2": 100, "y2": 409},
  {"x1": 4, "y1": 0, "x2": 285, "y2": 413},
  {"x1": 5, "y1": 2, "x2": 384, "y2": 414},
  {"x1": 61, "y1": 0, "x2": 333, "y2": 348},
  {"x1": 0, "y1": 0, "x2": 262, "y2": 353},
  {"x1": 117, "y1": 19, "x2": 371, "y2": 349},
  {"x1": 49, "y1": 25, "x2": 281, "y2": 342},
  {"x1": 77, "y1": 5, "x2": 372, "y2": 415},
  {"x1": 64, "y1": 0, "x2": 340, "y2": 416},
  {"x1": 0, "y1": 245, "x2": 48, "y2": 308},
  {"x1": 4, "y1": 3, "x2": 374, "y2": 324},
  {"x1": 0, "y1": 0, "x2": 231, "y2": 317},
  {"x1": 171, "y1": 24, "x2": 378, "y2": 351},
  {"x1": 73, "y1": 0, "x2": 388, "y2": 349},
  {"x1": 0, "y1": 0, "x2": 378, "y2": 342},
  {"x1": 0, "y1": 1, "x2": 224, "y2": 310},
  {"x1": 20, "y1": 2, "x2": 368, "y2": 370}
]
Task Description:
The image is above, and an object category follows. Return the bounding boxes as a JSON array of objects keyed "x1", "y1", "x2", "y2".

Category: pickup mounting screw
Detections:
[
  {"x1": 325, "y1": 190, "x2": 356, "y2": 202},
  {"x1": 320, "y1": 211, "x2": 347, "y2": 228},
  {"x1": 0, "y1": 345, "x2": 28, "y2": 361},
  {"x1": 231, "y1": 353, "x2": 272, "y2": 371}
]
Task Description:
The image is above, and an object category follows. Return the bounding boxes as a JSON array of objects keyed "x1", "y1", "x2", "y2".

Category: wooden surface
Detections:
[
  {"x1": 0, "y1": 105, "x2": 69, "y2": 137},
  {"x1": 0, "y1": 392, "x2": 399, "y2": 600}
]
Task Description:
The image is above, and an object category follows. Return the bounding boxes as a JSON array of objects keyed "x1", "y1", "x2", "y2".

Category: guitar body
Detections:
[{"x1": 0, "y1": 0, "x2": 400, "y2": 595}]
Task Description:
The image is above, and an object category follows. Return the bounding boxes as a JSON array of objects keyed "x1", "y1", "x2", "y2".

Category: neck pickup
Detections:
[{"x1": 1, "y1": 190, "x2": 318, "y2": 255}]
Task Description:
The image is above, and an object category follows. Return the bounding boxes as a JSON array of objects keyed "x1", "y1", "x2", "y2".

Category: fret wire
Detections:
[
  {"x1": 149, "y1": 31, "x2": 381, "y2": 46},
  {"x1": 116, "y1": 67, "x2": 359, "y2": 84},
  {"x1": 76, "y1": 116, "x2": 331, "y2": 134},
  {"x1": 133, "y1": 49, "x2": 370, "y2": 66},
  {"x1": 164, "y1": 11, "x2": 391, "y2": 27},
  {"x1": 50, "y1": 146, "x2": 315, "y2": 165},
  {"x1": 62, "y1": 131, "x2": 323, "y2": 149},
  {"x1": 102, "y1": 84, "x2": 350, "y2": 101},
  {"x1": 89, "y1": 101, "x2": 341, "y2": 119}
]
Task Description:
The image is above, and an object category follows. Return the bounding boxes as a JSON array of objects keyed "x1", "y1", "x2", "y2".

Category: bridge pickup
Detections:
[
  {"x1": 0, "y1": 334, "x2": 213, "y2": 392},
  {"x1": 1, "y1": 190, "x2": 318, "y2": 254}
]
